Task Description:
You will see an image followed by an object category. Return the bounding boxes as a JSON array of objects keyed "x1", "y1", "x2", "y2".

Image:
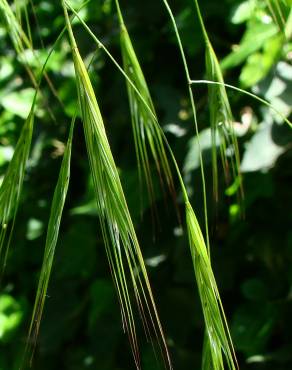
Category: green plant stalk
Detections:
[
  {"x1": 161, "y1": 0, "x2": 210, "y2": 251},
  {"x1": 114, "y1": 0, "x2": 124, "y2": 26}
]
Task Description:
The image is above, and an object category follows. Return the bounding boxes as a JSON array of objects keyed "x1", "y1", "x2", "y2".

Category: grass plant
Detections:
[
  {"x1": 114, "y1": 0, "x2": 175, "y2": 207},
  {"x1": 60, "y1": 2, "x2": 173, "y2": 367},
  {"x1": 65, "y1": 4, "x2": 239, "y2": 368},
  {"x1": 0, "y1": 0, "x2": 290, "y2": 369}
]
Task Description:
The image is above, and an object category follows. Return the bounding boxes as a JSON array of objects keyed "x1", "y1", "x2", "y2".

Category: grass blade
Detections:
[
  {"x1": 114, "y1": 0, "x2": 174, "y2": 205},
  {"x1": 24, "y1": 119, "x2": 74, "y2": 364},
  {"x1": 0, "y1": 98, "x2": 36, "y2": 273},
  {"x1": 62, "y1": 3, "x2": 172, "y2": 368},
  {"x1": 202, "y1": 331, "x2": 213, "y2": 370}
]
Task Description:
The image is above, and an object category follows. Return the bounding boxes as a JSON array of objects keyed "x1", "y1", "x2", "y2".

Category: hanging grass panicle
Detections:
[
  {"x1": 193, "y1": 0, "x2": 243, "y2": 206},
  {"x1": 61, "y1": 2, "x2": 172, "y2": 369},
  {"x1": 114, "y1": 0, "x2": 174, "y2": 205},
  {"x1": 24, "y1": 119, "x2": 75, "y2": 363},
  {"x1": 156, "y1": 2, "x2": 238, "y2": 367},
  {"x1": 205, "y1": 43, "x2": 242, "y2": 203},
  {"x1": 0, "y1": 98, "x2": 36, "y2": 272},
  {"x1": 185, "y1": 200, "x2": 238, "y2": 370}
]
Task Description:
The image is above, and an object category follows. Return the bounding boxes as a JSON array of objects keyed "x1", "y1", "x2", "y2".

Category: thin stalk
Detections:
[
  {"x1": 114, "y1": 0, "x2": 124, "y2": 26},
  {"x1": 190, "y1": 79, "x2": 292, "y2": 128},
  {"x1": 161, "y1": 0, "x2": 210, "y2": 251},
  {"x1": 193, "y1": 0, "x2": 209, "y2": 44}
]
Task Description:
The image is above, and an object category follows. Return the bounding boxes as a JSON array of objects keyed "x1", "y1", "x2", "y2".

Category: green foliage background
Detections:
[{"x1": 0, "y1": 0, "x2": 291, "y2": 369}]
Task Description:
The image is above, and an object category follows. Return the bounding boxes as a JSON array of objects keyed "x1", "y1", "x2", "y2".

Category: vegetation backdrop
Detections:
[{"x1": 0, "y1": 0, "x2": 291, "y2": 369}]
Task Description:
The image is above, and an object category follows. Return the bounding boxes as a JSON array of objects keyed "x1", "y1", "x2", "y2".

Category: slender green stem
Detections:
[
  {"x1": 193, "y1": 0, "x2": 210, "y2": 45},
  {"x1": 161, "y1": 0, "x2": 210, "y2": 249},
  {"x1": 190, "y1": 79, "x2": 292, "y2": 128},
  {"x1": 61, "y1": 0, "x2": 77, "y2": 49},
  {"x1": 114, "y1": 0, "x2": 125, "y2": 26}
]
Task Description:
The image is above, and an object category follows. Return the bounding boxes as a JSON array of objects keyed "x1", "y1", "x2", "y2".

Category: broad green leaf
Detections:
[
  {"x1": 221, "y1": 23, "x2": 278, "y2": 70},
  {"x1": 239, "y1": 35, "x2": 283, "y2": 87},
  {"x1": 231, "y1": 0, "x2": 256, "y2": 24}
]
